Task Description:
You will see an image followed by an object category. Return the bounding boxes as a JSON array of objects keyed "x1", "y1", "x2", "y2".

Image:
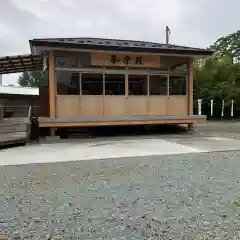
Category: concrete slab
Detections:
[
  {"x1": 0, "y1": 138, "x2": 201, "y2": 166},
  {"x1": 0, "y1": 133, "x2": 240, "y2": 166},
  {"x1": 1, "y1": 122, "x2": 240, "y2": 166}
]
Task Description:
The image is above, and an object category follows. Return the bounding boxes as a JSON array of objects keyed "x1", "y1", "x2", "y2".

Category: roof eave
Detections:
[{"x1": 30, "y1": 40, "x2": 213, "y2": 57}]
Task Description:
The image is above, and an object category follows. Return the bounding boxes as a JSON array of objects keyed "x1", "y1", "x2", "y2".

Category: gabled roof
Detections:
[{"x1": 30, "y1": 37, "x2": 213, "y2": 56}]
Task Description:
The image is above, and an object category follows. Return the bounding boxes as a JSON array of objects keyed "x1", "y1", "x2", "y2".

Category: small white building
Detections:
[{"x1": 0, "y1": 83, "x2": 39, "y2": 118}]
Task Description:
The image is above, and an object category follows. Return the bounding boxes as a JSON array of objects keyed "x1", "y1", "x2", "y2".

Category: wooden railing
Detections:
[{"x1": 0, "y1": 106, "x2": 32, "y2": 147}]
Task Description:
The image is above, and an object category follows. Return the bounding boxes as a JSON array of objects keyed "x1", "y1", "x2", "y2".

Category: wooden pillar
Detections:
[
  {"x1": 48, "y1": 51, "x2": 56, "y2": 136},
  {"x1": 187, "y1": 58, "x2": 194, "y2": 115},
  {"x1": 0, "y1": 100, "x2": 3, "y2": 121},
  {"x1": 49, "y1": 51, "x2": 55, "y2": 118},
  {"x1": 102, "y1": 72, "x2": 105, "y2": 116},
  {"x1": 125, "y1": 72, "x2": 128, "y2": 96},
  {"x1": 167, "y1": 74, "x2": 170, "y2": 95},
  {"x1": 147, "y1": 75, "x2": 150, "y2": 96}
]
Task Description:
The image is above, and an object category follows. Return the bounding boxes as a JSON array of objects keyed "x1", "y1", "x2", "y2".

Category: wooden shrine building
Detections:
[{"x1": 0, "y1": 37, "x2": 213, "y2": 136}]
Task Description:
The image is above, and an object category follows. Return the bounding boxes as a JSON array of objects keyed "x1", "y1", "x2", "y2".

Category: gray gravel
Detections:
[
  {"x1": 195, "y1": 122, "x2": 240, "y2": 140},
  {"x1": 1, "y1": 150, "x2": 240, "y2": 239}
]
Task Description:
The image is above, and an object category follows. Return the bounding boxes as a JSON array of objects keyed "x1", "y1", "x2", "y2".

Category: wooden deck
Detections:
[
  {"x1": 0, "y1": 118, "x2": 30, "y2": 147},
  {"x1": 38, "y1": 115, "x2": 207, "y2": 128}
]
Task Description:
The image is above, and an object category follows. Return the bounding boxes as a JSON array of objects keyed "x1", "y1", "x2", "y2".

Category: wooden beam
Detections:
[
  {"x1": 39, "y1": 118, "x2": 206, "y2": 128},
  {"x1": 187, "y1": 58, "x2": 194, "y2": 115},
  {"x1": 49, "y1": 51, "x2": 55, "y2": 118}
]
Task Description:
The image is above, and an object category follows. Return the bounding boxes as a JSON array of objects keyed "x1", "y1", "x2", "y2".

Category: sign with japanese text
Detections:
[{"x1": 91, "y1": 52, "x2": 161, "y2": 68}]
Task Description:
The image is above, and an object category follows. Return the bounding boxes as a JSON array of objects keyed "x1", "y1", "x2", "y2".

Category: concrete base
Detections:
[
  {"x1": 188, "y1": 123, "x2": 194, "y2": 131},
  {"x1": 50, "y1": 127, "x2": 56, "y2": 137},
  {"x1": 45, "y1": 136, "x2": 60, "y2": 141}
]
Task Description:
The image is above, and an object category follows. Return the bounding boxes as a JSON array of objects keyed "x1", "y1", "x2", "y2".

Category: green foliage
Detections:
[
  {"x1": 194, "y1": 30, "x2": 240, "y2": 105},
  {"x1": 17, "y1": 70, "x2": 48, "y2": 87},
  {"x1": 209, "y1": 30, "x2": 240, "y2": 63}
]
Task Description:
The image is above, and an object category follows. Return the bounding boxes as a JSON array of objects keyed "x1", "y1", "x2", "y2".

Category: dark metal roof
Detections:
[
  {"x1": 30, "y1": 37, "x2": 213, "y2": 56},
  {"x1": 0, "y1": 54, "x2": 43, "y2": 74}
]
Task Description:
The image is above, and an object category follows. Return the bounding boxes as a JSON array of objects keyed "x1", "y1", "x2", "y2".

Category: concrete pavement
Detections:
[{"x1": 0, "y1": 126, "x2": 240, "y2": 165}]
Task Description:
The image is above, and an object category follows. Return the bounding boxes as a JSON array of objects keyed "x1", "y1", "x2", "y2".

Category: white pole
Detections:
[
  {"x1": 198, "y1": 99, "x2": 202, "y2": 115},
  {"x1": 221, "y1": 99, "x2": 225, "y2": 118},
  {"x1": 231, "y1": 100, "x2": 234, "y2": 117},
  {"x1": 210, "y1": 99, "x2": 213, "y2": 117},
  {"x1": 43, "y1": 54, "x2": 47, "y2": 71}
]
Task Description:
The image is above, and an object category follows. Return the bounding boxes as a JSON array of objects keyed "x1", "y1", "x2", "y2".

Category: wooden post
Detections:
[
  {"x1": 0, "y1": 99, "x2": 4, "y2": 121},
  {"x1": 48, "y1": 51, "x2": 56, "y2": 136},
  {"x1": 49, "y1": 51, "x2": 55, "y2": 118},
  {"x1": 187, "y1": 58, "x2": 194, "y2": 131},
  {"x1": 187, "y1": 58, "x2": 193, "y2": 115},
  {"x1": 125, "y1": 71, "x2": 128, "y2": 97},
  {"x1": 147, "y1": 75, "x2": 150, "y2": 96}
]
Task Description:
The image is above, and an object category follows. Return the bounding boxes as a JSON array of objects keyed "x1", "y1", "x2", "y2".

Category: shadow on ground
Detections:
[{"x1": 66, "y1": 124, "x2": 189, "y2": 138}]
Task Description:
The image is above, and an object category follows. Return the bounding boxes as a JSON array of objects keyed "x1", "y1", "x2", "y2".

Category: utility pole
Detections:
[{"x1": 166, "y1": 26, "x2": 171, "y2": 45}]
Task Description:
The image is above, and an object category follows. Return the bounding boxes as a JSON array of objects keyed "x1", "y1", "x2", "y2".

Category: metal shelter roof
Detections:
[
  {"x1": 30, "y1": 37, "x2": 213, "y2": 56},
  {"x1": 0, "y1": 54, "x2": 43, "y2": 74}
]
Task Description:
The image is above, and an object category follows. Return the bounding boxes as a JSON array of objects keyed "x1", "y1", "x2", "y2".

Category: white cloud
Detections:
[{"x1": 1, "y1": 0, "x2": 239, "y2": 85}]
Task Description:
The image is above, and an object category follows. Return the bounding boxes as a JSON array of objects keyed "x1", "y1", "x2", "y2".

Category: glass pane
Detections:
[
  {"x1": 169, "y1": 76, "x2": 186, "y2": 95},
  {"x1": 56, "y1": 71, "x2": 80, "y2": 95},
  {"x1": 82, "y1": 73, "x2": 103, "y2": 95},
  {"x1": 128, "y1": 75, "x2": 148, "y2": 95},
  {"x1": 149, "y1": 75, "x2": 167, "y2": 95},
  {"x1": 105, "y1": 74, "x2": 125, "y2": 95}
]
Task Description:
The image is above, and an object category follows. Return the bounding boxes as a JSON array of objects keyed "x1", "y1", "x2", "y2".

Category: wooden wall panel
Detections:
[
  {"x1": 80, "y1": 96, "x2": 103, "y2": 117},
  {"x1": 103, "y1": 96, "x2": 126, "y2": 117},
  {"x1": 126, "y1": 96, "x2": 148, "y2": 116},
  {"x1": 148, "y1": 96, "x2": 168, "y2": 116},
  {"x1": 34, "y1": 86, "x2": 49, "y2": 117},
  {"x1": 56, "y1": 95, "x2": 188, "y2": 118},
  {"x1": 56, "y1": 95, "x2": 80, "y2": 117},
  {"x1": 167, "y1": 96, "x2": 187, "y2": 116}
]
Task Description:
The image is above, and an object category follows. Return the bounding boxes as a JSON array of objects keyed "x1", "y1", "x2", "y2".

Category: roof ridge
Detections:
[
  {"x1": 31, "y1": 37, "x2": 207, "y2": 50},
  {"x1": 32, "y1": 37, "x2": 164, "y2": 45}
]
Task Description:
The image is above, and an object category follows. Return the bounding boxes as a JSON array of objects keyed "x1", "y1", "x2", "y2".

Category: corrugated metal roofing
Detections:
[{"x1": 30, "y1": 37, "x2": 213, "y2": 56}]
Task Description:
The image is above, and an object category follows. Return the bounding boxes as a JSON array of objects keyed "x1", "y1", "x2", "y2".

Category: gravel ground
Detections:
[
  {"x1": 1, "y1": 150, "x2": 240, "y2": 239},
  {"x1": 195, "y1": 122, "x2": 240, "y2": 140}
]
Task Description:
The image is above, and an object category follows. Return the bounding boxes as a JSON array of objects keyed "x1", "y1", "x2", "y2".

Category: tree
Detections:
[
  {"x1": 194, "y1": 29, "x2": 240, "y2": 107},
  {"x1": 209, "y1": 30, "x2": 240, "y2": 63},
  {"x1": 194, "y1": 54, "x2": 240, "y2": 104},
  {"x1": 18, "y1": 70, "x2": 48, "y2": 87}
]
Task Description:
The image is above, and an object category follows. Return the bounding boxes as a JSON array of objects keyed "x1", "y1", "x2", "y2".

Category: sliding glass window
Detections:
[
  {"x1": 169, "y1": 76, "x2": 186, "y2": 95},
  {"x1": 56, "y1": 71, "x2": 80, "y2": 95},
  {"x1": 149, "y1": 75, "x2": 167, "y2": 95},
  {"x1": 105, "y1": 74, "x2": 125, "y2": 95},
  {"x1": 82, "y1": 73, "x2": 103, "y2": 95},
  {"x1": 128, "y1": 75, "x2": 148, "y2": 95}
]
